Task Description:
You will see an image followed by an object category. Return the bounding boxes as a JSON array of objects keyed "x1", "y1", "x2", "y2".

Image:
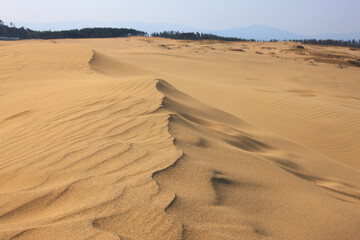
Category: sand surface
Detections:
[{"x1": 0, "y1": 38, "x2": 359, "y2": 239}]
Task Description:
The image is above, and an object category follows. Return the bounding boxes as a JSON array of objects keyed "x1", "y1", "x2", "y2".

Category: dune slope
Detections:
[
  {"x1": 155, "y1": 80, "x2": 360, "y2": 240},
  {"x1": 0, "y1": 43, "x2": 183, "y2": 239},
  {"x1": 81, "y1": 37, "x2": 360, "y2": 170},
  {"x1": 0, "y1": 40, "x2": 359, "y2": 240}
]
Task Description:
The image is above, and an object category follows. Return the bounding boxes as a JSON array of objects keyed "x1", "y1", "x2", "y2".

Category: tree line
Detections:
[
  {"x1": 153, "y1": 31, "x2": 360, "y2": 48},
  {"x1": 294, "y1": 39, "x2": 360, "y2": 48},
  {"x1": 1, "y1": 20, "x2": 359, "y2": 48},
  {"x1": 0, "y1": 20, "x2": 146, "y2": 39},
  {"x1": 268, "y1": 38, "x2": 360, "y2": 48},
  {"x1": 152, "y1": 31, "x2": 254, "y2": 42}
]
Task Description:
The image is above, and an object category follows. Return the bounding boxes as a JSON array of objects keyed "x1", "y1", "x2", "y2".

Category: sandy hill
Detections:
[{"x1": 0, "y1": 38, "x2": 359, "y2": 240}]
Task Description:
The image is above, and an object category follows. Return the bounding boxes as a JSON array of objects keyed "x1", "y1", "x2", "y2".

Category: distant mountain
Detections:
[
  {"x1": 12, "y1": 20, "x2": 102, "y2": 31},
  {"x1": 211, "y1": 25, "x2": 305, "y2": 41},
  {"x1": 310, "y1": 32, "x2": 360, "y2": 41},
  {"x1": 12, "y1": 21, "x2": 360, "y2": 41},
  {"x1": 211, "y1": 25, "x2": 360, "y2": 41}
]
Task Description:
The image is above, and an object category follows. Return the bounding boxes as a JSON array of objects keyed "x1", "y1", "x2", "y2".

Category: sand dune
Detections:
[{"x1": 0, "y1": 38, "x2": 359, "y2": 239}]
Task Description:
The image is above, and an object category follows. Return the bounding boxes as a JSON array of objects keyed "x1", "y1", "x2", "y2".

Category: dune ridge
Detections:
[
  {"x1": 84, "y1": 37, "x2": 360, "y2": 170},
  {"x1": 0, "y1": 45, "x2": 185, "y2": 239},
  {"x1": 0, "y1": 39, "x2": 359, "y2": 240},
  {"x1": 154, "y1": 79, "x2": 360, "y2": 240}
]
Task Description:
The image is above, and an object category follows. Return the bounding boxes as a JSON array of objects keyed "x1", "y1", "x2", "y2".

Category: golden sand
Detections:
[{"x1": 0, "y1": 38, "x2": 359, "y2": 239}]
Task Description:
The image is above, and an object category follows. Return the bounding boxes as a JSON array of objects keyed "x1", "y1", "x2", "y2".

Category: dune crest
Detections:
[
  {"x1": 0, "y1": 43, "x2": 184, "y2": 239},
  {"x1": 154, "y1": 79, "x2": 360, "y2": 240},
  {"x1": 89, "y1": 51, "x2": 152, "y2": 79}
]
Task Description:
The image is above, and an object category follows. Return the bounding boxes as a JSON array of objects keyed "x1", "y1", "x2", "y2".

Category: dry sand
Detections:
[{"x1": 0, "y1": 38, "x2": 359, "y2": 240}]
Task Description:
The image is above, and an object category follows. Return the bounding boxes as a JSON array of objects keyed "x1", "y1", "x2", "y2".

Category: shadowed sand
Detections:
[{"x1": 0, "y1": 38, "x2": 359, "y2": 240}]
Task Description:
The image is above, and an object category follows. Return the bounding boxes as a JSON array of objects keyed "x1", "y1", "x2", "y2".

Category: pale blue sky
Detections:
[{"x1": 1, "y1": 0, "x2": 359, "y2": 34}]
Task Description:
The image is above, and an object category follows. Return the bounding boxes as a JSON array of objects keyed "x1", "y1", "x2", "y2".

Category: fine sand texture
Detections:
[{"x1": 0, "y1": 38, "x2": 359, "y2": 240}]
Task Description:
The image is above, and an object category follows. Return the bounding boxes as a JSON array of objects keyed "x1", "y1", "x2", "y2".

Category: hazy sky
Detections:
[{"x1": 1, "y1": 0, "x2": 359, "y2": 35}]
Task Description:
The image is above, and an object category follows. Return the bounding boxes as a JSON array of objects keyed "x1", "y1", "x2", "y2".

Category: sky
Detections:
[{"x1": 1, "y1": 0, "x2": 360, "y2": 35}]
